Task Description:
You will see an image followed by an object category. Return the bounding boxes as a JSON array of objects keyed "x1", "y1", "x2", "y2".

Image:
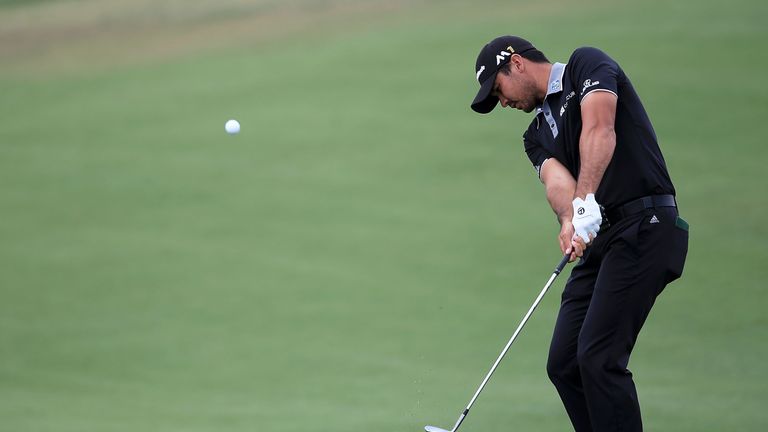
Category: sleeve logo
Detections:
[{"x1": 581, "y1": 79, "x2": 600, "y2": 95}]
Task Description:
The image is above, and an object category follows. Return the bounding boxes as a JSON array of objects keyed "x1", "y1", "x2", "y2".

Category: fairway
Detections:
[{"x1": 1, "y1": 0, "x2": 766, "y2": 431}]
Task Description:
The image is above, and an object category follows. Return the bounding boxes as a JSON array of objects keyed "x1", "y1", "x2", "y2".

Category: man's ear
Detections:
[{"x1": 510, "y1": 54, "x2": 525, "y2": 72}]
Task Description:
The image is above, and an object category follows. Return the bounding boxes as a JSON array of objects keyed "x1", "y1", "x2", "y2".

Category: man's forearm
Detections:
[
  {"x1": 548, "y1": 178, "x2": 576, "y2": 225},
  {"x1": 575, "y1": 92, "x2": 618, "y2": 199},
  {"x1": 541, "y1": 159, "x2": 577, "y2": 225},
  {"x1": 574, "y1": 125, "x2": 615, "y2": 198}
]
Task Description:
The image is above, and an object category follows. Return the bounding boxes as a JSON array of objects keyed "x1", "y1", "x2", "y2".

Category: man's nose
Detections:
[{"x1": 499, "y1": 96, "x2": 509, "y2": 107}]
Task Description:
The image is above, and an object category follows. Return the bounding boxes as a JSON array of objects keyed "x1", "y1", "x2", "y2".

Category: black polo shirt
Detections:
[{"x1": 523, "y1": 47, "x2": 675, "y2": 210}]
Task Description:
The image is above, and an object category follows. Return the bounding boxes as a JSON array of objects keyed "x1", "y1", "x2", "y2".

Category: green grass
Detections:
[{"x1": 1, "y1": 0, "x2": 767, "y2": 431}]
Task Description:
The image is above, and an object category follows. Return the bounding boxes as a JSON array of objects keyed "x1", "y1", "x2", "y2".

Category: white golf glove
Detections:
[{"x1": 571, "y1": 193, "x2": 602, "y2": 244}]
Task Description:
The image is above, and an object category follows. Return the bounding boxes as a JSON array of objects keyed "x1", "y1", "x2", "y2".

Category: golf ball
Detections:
[{"x1": 225, "y1": 119, "x2": 240, "y2": 134}]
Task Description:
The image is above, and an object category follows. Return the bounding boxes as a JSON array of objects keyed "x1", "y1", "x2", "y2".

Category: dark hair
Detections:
[
  {"x1": 498, "y1": 49, "x2": 550, "y2": 75},
  {"x1": 522, "y1": 49, "x2": 549, "y2": 63}
]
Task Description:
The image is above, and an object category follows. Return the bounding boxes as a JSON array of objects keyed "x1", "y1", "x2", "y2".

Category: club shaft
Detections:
[{"x1": 463, "y1": 253, "x2": 570, "y2": 413}]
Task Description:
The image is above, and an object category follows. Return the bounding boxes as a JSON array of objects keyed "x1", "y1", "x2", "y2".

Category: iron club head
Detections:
[{"x1": 424, "y1": 426, "x2": 452, "y2": 432}]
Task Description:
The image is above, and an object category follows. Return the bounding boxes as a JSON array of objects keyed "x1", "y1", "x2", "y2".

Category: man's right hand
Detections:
[{"x1": 559, "y1": 220, "x2": 586, "y2": 262}]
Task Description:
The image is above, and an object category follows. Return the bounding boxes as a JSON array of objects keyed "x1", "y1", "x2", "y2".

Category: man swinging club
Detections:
[{"x1": 470, "y1": 36, "x2": 689, "y2": 431}]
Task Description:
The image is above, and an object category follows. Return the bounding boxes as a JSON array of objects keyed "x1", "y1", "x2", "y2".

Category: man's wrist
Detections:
[
  {"x1": 573, "y1": 189, "x2": 597, "y2": 200},
  {"x1": 573, "y1": 192, "x2": 596, "y2": 201}
]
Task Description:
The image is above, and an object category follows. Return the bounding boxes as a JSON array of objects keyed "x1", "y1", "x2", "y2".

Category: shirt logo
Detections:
[
  {"x1": 476, "y1": 65, "x2": 486, "y2": 81},
  {"x1": 581, "y1": 79, "x2": 600, "y2": 95},
  {"x1": 560, "y1": 91, "x2": 576, "y2": 117}
]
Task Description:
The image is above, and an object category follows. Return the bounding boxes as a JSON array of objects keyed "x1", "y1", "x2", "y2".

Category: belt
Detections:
[{"x1": 604, "y1": 194, "x2": 677, "y2": 226}]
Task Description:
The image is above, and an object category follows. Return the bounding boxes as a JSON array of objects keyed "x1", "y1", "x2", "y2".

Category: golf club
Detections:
[{"x1": 424, "y1": 252, "x2": 571, "y2": 432}]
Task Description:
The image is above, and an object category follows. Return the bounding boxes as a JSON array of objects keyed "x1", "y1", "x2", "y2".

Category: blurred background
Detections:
[{"x1": 1, "y1": 0, "x2": 766, "y2": 430}]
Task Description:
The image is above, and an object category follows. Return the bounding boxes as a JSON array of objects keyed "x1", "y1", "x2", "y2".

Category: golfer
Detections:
[{"x1": 470, "y1": 36, "x2": 689, "y2": 431}]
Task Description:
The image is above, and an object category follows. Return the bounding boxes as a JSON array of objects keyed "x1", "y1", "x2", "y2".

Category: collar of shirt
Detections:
[{"x1": 535, "y1": 62, "x2": 567, "y2": 114}]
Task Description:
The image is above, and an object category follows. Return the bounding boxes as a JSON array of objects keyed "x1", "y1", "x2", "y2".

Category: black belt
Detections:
[{"x1": 604, "y1": 194, "x2": 677, "y2": 226}]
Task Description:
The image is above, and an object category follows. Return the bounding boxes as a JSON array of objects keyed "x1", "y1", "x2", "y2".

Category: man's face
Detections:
[{"x1": 491, "y1": 64, "x2": 540, "y2": 113}]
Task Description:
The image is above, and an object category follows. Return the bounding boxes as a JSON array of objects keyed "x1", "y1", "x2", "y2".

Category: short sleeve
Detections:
[
  {"x1": 569, "y1": 47, "x2": 619, "y2": 104},
  {"x1": 523, "y1": 128, "x2": 553, "y2": 179}
]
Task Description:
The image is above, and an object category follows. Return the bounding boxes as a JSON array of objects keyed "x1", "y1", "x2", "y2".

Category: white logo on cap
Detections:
[
  {"x1": 496, "y1": 49, "x2": 512, "y2": 65},
  {"x1": 476, "y1": 65, "x2": 486, "y2": 81}
]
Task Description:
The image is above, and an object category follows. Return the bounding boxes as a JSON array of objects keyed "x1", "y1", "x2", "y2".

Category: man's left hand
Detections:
[{"x1": 571, "y1": 193, "x2": 602, "y2": 244}]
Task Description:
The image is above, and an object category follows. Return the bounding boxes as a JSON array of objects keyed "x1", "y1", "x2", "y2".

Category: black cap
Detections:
[{"x1": 471, "y1": 36, "x2": 536, "y2": 114}]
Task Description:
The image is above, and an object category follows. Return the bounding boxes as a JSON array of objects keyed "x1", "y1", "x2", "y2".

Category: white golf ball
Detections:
[{"x1": 225, "y1": 119, "x2": 240, "y2": 134}]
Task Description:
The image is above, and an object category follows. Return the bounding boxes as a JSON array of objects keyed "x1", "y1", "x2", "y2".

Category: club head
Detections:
[{"x1": 424, "y1": 426, "x2": 452, "y2": 432}]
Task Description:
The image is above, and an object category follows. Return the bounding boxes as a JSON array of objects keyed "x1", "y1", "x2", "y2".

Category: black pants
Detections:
[{"x1": 546, "y1": 207, "x2": 688, "y2": 431}]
